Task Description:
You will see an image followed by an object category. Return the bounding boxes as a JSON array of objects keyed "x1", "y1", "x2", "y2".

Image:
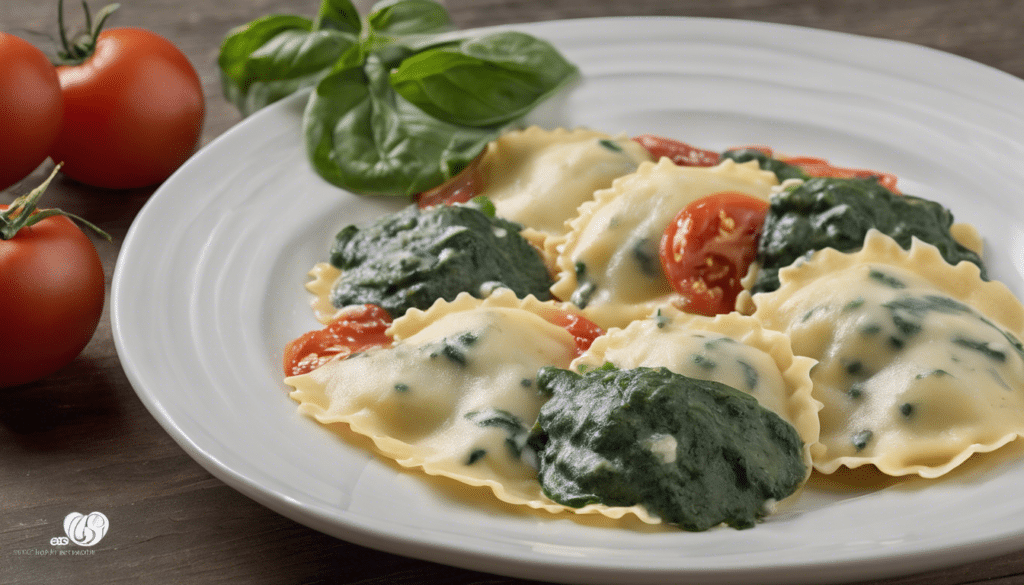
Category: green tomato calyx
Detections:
[
  {"x1": 55, "y1": 0, "x2": 120, "y2": 66},
  {"x1": 0, "y1": 164, "x2": 111, "y2": 241}
]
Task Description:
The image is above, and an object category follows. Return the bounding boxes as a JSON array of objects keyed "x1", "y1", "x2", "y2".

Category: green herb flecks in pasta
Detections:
[
  {"x1": 598, "y1": 139, "x2": 624, "y2": 152},
  {"x1": 953, "y1": 337, "x2": 1008, "y2": 363},
  {"x1": 852, "y1": 430, "x2": 873, "y2": 451},
  {"x1": 465, "y1": 408, "x2": 531, "y2": 459},
  {"x1": 631, "y1": 237, "x2": 661, "y2": 278},
  {"x1": 691, "y1": 354, "x2": 716, "y2": 371},
  {"x1": 880, "y1": 294, "x2": 1024, "y2": 364},
  {"x1": 738, "y1": 360, "x2": 759, "y2": 392},
  {"x1": 653, "y1": 308, "x2": 671, "y2": 330},
  {"x1": 427, "y1": 331, "x2": 480, "y2": 366},
  {"x1": 869, "y1": 269, "x2": 907, "y2": 290},
  {"x1": 570, "y1": 261, "x2": 598, "y2": 309},
  {"x1": 847, "y1": 383, "x2": 865, "y2": 400}
]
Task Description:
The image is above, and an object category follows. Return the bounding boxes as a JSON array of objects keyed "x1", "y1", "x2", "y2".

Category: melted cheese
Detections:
[
  {"x1": 753, "y1": 231, "x2": 1024, "y2": 477},
  {"x1": 549, "y1": 158, "x2": 779, "y2": 329}
]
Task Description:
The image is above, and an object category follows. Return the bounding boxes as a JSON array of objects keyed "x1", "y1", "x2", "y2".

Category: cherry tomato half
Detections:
[
  {"x1": 633, "y1": 135, "x2": 720, "y2": 167},
  {"x1": 283, "y1": 304, "x2": 394, "y2": 377},
  {"x1": 542, "y1": 310, "x2": 604, "y2": 357},
  {"x1": 52, "y1": 27, "x2": 204, "y2": 189},
  {"x1": 0, "y1": 207, "x2": 105, "y2": 388},
  {"x1": 0, "y1": 33, "x2": 64, "y2": 191},
  {"x1": 660, "y1": 192, "x2": 769, "y2": 316},
  {"x1": 415, "y1": 156, "x2": 483, "y2": 208}
]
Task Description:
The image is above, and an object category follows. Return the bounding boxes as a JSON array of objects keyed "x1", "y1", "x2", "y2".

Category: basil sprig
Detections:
[{"x1": 218, "y1": 0, "x2": 578, "y2": 197}]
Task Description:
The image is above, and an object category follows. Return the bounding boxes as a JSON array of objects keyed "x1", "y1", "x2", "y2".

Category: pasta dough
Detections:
[{"x1": 752, "y1": 231, "x2": 1024, "y2": 477}]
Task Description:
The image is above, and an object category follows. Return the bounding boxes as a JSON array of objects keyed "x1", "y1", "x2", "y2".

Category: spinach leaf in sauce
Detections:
[
  {"x1": 328, "y1": 201, "x2": 552, "y2": 317},
  {"x1": 465, "y1": 408, "x2": 532, "y2": 460},
  {"x1": 528, "y1": 365, "x2": 806, "y2": 531},
  {"x1": 753, "y1": 176, "x2": 987, "y2": 293}
]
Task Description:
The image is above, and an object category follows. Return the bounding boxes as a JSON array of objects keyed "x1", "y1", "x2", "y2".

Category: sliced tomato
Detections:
[
  {"x1": 660, "y1": 192, "x2": 769, "y2": 316},
  {"x1": 782, "y1": 155, "x2": 900, "y2": 193},
  {"x1": 632, "y1": 135, "x2": 720, "y2": 167},
  {"x1": 283, "y1": 304, "x2": 393, "y2": 377},
  {"x1": 544, "y1": 310, "x2": 604, "y2": 356},
  {"x1": 415, "y1": 156, "x2": 483, "y2": 208}
]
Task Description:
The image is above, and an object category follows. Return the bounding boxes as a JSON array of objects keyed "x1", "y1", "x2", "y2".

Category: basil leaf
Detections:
[
  {"x1": 219, "y1": 15, "x2": 312, "y2": 89},
  {"x1": 219, "y1": 14, "x2": 358, "y2": 117},
  {"x1": 313, "y1": 0, "x2": 362, "y2": 34},
  {"x1": 367, "y1": 0, "x2": 452, "y2": 35},
  {"x1": 389, "y1": 31, "x2": 577, "y2": 127},
  {"x1": 305, "y1": 55, "x2": 501, "y2": 196}
]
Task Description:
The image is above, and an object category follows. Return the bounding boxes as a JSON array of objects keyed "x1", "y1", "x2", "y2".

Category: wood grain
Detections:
[{"x1": 3, "y1": 1, "x2": 1024, "y2": 584}]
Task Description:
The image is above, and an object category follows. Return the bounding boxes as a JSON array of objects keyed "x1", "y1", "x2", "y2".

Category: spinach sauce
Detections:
[
  {"x1": 328, "y1": 201, "x2": 553, "y2": 317},
  {"x1": 528, "y1": 365, "x2": 806, "y2": 531},
  {"x1": 720, "y1": 150, "x2": 987, "y2": 294}
]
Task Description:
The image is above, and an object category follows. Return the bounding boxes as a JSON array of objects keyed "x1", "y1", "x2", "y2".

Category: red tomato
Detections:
[
  {"x1": 0, "y1": 193, "x2": 106, "y2": 387},
  {"x1": 660, "y1": 192, "x2": 769, "y2": 316},
  {"x1": 632, "y1": 135, "x2": 720, "y2": 167},
  {"x1": 543, "y1": 310, "x2": 604, "y2": 356},
  {"x1": 415, "y1": 156, "x2": 483, "y2": 208},
  {"x1": 283, "y1": 304, "x2": 394, "y2": 377},
  {"x1": 51, "y1": 27, "x2": 204, "y2": 189},
  {"x1": 0, "y1": 33, "x2": 64, "y2": 191}
]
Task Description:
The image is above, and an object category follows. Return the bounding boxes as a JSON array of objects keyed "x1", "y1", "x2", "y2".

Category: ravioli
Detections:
[
  {"x1": 573, "y1": 306, "x2": 819, "y2": 472},
  {"x1": 474, "y1": 126, "x2": 652, "y2": 244},
  {"x1": 549, "y1": 158, "x2": 779, "y2": 329},
  {"x1": 287, "y1": 290, "x2": 656, "y2": 521},
  {"x1": 752, "y1": 231, "x2": 1024, "y2": 477}
]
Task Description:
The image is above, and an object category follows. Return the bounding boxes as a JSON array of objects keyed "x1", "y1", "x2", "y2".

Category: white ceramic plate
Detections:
[{"x1": 112, "y1": 17, "x2": 1024, "y2": 585}]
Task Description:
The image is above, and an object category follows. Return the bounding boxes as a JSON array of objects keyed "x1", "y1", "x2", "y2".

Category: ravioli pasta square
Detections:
[
  {"x1": 752, "y1": 231, "x2": 1024, "y2": 477},
  {"x1": 549, "y1": 157, "x2": 780, "y2": 329},
  {"x1": 472, "y1": 126, "x2": 652, "y2": 246},
  {"x1": 286, "y1": 290, "x2": 657, "y2": 522}
]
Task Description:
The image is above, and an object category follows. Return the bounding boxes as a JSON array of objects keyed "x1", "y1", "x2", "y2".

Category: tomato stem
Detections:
[
  {"x1": 0, "y1": 165, "x2": 112, "y2": 242},
  {"x1": 55, "y1": 0, "x2": 120, "y2": 66}
]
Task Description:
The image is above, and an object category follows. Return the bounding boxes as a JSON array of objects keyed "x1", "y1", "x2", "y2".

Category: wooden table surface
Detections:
[{"x1": 3, "y1": 1, "x2": 1024, "y2": 584}]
